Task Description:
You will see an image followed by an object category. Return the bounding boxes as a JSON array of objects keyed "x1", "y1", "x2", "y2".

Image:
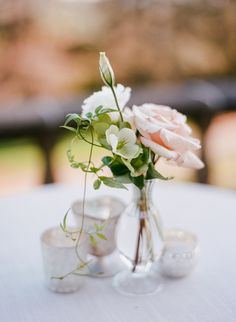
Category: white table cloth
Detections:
[{"x1": 0, "y1": 182, "x2": 236, "y2": 322}]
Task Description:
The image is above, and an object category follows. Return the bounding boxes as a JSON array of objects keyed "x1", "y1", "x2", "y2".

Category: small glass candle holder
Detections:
[
  {"x1": 72, "y1": 196, "x2": 126, "y2": 277},
  {"x1": 159, "y1": 229, "x2": 200, "y2": 278},
  {"x1": 41, "y1": 226, "x2": 88, "y2": 293}
]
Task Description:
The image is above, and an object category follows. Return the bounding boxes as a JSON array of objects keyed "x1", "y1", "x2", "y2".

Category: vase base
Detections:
[{"x1": 113, "y1": 269, "x2": 162, "y2": 296}]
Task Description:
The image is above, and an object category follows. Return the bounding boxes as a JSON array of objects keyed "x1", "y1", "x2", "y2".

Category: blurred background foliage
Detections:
[{"x1": 0, "y1": 0, "x2": 235, "y2": 196}]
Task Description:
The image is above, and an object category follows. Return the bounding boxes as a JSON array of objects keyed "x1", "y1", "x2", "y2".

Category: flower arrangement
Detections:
[
  {"x1": 60, "y1": 53, "x2": 204, "y2": 286},
  {"x1": 63, "y1": 52, "x2": 203, "y2": 193}
]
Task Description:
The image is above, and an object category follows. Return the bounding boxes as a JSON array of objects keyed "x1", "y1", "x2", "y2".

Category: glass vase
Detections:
[{"x1": 113, "y1": 181, "x2": 164, "y2": 295}]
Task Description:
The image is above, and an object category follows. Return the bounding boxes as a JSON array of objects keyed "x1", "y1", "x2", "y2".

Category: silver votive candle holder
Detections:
[
  {"x1": 41, "y1": 226, "x2": 88, "y2": 293},
  {"x1": 72, "y1": 196, "x2": 126, "y2": 277},
  {"x1": 159, "y1": 229, "x2": 200, "y2": 278}
]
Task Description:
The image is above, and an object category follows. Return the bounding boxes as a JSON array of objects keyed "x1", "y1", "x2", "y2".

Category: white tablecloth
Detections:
[{"x1": 0, "y1": 182, "x2": 236, "y2": 322}]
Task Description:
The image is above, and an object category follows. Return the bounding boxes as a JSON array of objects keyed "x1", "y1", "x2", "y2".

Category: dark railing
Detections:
[{"x1": 0, "y1": 78, "x2": 236, "y2": 184}]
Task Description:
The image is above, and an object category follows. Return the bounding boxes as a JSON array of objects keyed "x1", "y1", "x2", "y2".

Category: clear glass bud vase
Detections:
[{"x1": 113, "y1": 181, "x2": 164, "y2": 295}]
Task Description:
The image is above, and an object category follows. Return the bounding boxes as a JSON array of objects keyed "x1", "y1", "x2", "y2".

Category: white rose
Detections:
[{"x1": 81, "y1": 84, "x2": 131, "y2": 121}]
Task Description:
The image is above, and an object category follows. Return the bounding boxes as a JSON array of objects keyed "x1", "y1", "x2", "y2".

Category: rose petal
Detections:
[
  {"x1": 178, "y1": 151, "x2": 204, "y2": 169},
  {"x1": 160, "y1": 128, "x2": 201, "y2": 152},
  {"x1": 133, "y1": 105, "x2": 179, "y2": 133},
  {"x1": 131, "y1": 103, "x2": 204, "y2": 169},
  {"x1": 140, "y1": 137, "x2": 178, "y2": 159},
  {"x1": 166, "y1": 151, "x2": 204, "y2": 169}
]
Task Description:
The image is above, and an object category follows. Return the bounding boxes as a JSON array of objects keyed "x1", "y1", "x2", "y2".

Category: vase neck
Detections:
[{"x1": 132, "y1": 181, "x2": 154, "y2": 209}]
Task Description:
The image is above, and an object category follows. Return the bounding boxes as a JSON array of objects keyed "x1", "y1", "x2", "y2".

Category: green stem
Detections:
[
  {"x1": 110, "y1": 86, "x2": 124, "y2": 122},
  {"x1": 132, "y1": 186, "x2": 148, "y2": 272},
  {"x1": 78, "y1": 128, "x2": 103, "y2": 148},
  {"x1": 75, "y1": 127, "x2": 94, "y2": 262},
  {"x1": 52, "y1": 258, "x2": 93, "y2": 280},
  {"x1": 56, "y1": 129, "x2": 97, "y2": 280}
]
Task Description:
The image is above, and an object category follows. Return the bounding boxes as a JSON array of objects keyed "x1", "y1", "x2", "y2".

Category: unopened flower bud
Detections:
[{"x1": 99, "y1": 52, "x2": 115, "y2": 87}]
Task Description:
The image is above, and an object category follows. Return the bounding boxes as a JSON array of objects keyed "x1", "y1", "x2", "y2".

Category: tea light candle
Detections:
[
  {"x1": 159, "y1": 229, "x2": 200, "y2": 278},
  {"x1": 40, "y1": 226, "x2": 88, "y2": 293}
]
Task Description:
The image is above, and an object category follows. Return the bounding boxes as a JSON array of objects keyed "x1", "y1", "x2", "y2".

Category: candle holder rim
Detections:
[
  {"x1": 72, "y1": 196, "x2": 126, "y2": 221},
  {"x1": 40, "y1": 226, "x2": 86, "y2": 249},
  {"x1": 164, "y1": 228, "x2": 198, "y2": 244},
  {"x1": 163, "y1": 228, "x2": 200, "y2": 258}
]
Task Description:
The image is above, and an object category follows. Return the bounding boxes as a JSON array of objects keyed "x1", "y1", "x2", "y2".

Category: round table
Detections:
[{"x1": 0, "y1": 182, "x2": 235, "y2": 322}]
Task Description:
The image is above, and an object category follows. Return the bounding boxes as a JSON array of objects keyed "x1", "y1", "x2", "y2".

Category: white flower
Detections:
[
  {"x1": 99, "y1": 52, "x2": 115, "y2": 87},
  {"x1": 105, "y1": 125, "x2": 140, "y2": 160},
  {"x1": 81, "y1": 84, "x2": 131, "y2": 121}
]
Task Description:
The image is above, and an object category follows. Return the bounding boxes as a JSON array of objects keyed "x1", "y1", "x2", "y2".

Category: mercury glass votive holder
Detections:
[
  {"x1": 72, "y1": 196, "x2": 126, "y2": 277},
  {"x1": 159, "y1": 229, "x2": 200, "y2": 278},
  {"x1": 41, "y1": 226, "x2": 88, "y2": 293}
]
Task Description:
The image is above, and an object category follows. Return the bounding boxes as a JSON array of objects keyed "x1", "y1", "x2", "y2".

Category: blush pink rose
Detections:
[{"x1": 132, "y1": 104, "x2": 204, "y2": 169}]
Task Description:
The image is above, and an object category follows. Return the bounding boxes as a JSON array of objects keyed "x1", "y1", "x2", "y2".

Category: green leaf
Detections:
[
  {"x1": 115, "y1": 175, "x2": 132, "y2": 184},
  {"x1": 60, "y1": 208, "x2": 70, "y2": 232},
  {"x1": 110, "y1": 162, "x2": 129, "y2": 176},
  {"x1": 70, "y1": 162, "x2": 87, "y2": 170},
  {"x1": 118, "y1": 121, "x2": 131, "y2": 129},
  {"x1": 105, "y1": 157, "x2": 129, "y2": 176},
  {"x1": 89, "y1": 235, "x2": 97, "y2": 247},
  {"x1": 93, "y1": 122, "x2": 110, "y2": 135},
  {"x1": 67, "y1": 148, "x2": 74, "y2": 162},
  {"x1": 96, "y1": 233, "x2": 107, "y2": 240},
  {"x1": 94, "y1": 223, "x2": 103, "y2": 231},
  {"x1": 98, "y1": 108, "x2": 117, "y2": 115},
  {"x1": 99, "y1": 176, "x2": 127, "y2": 190},
  {"x1": 97, "y1": 137, "x2": 111, "y2": 150},
  {"x1": 79, "y1": 163, "x2": 88, "y2": 171},
  {"x1": 95, "y1": 105, "x2": 103, "y2": 114},
  {"x1": 71, "y1": 235, "x2": 77, "y2": 241},
  {"x1": 61, "y1": 125, "x2": 77, "y2": 133},
  {"x1": 60, "y1": 223, "x2": 65, "y2": 232},
  {"x1": 131, "y1": 147, "x2": 149, "y2": 169},
  {"x1": 129, "y1": 174, "x2": 145, "y2": 189},
  {"x1": 146, "y1": 163, "x2": 173, "y2": 181},
  {"x1": 93, "y1": 179, "x2": 101, "y2": 190},
  {"x1": 121, "y1": 157, "x2": 135, "y2": 173},
  {"x1": 85, "y1": 112, "x2": 93, "y2": 119},
  {"x1": 97, "y1": 114, "x2": 111, "y2": 124},
  {"x1": 70, "y1": 162, "x2": 80, "y2": 168},
  {"x1": 121, "y1": 156, "x2": 147, "y2": 177},
  {"x1": 102, "y1": 156, "x2": 113, "y2": 166},
  {"x1": 64, "y1": 113, "x2": 81, "y2": 125},
  {"x1": 90, "y1": 167, "x2": 100, "y2": 173},
  {"x1": 79, "y1": 119, "x2": 91, "y2": 130}
]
